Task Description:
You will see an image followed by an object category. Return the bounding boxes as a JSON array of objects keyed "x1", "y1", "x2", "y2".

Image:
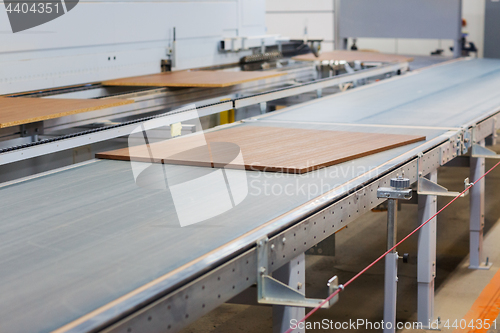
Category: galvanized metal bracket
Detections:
[
  {"x1": 471, "y1": 144, "x2": 500, "y2": 159},
  {"x1": 417, "y1": 176, "x2": 469, "y2": 197},
  {"x1": 256, "y1": 238, "x2": 339, "y2": 308}
]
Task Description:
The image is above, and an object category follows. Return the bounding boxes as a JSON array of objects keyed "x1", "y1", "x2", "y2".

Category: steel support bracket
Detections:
[
  {"x1": 417, "y1": 176, "x2": 469, "y2": 197},
  {"x1": 471, "y1": 144, "x2": 500, "y2": 159},
  {"x1": 256, "y1": 238, "x2": 339, "y2": 308}
]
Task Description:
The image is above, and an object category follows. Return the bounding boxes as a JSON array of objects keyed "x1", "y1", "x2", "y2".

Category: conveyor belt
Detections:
[{"x1": 1, "y1": 58, "x2": 500, "y2": 333}]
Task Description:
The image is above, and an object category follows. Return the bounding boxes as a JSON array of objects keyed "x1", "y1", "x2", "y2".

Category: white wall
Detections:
[
  {"x1": 0, "y1": 0, "x2": 267, "y2": 94},
  {"x1": 266, "y1": 0, "x2": 485, "y2": 57},
  {"x1": 266, "y1": 0, "x2": 335, "y2": 51},
  {"x1": 462, "y1": 0, "x2": 486, "y2": 58}
]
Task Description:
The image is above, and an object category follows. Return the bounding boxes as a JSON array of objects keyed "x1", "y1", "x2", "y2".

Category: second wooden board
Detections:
[
  {"x1": 102, "y1": 70, "x2": 286, "y2": 88},
  {"x1": 97, "y1": 126, "x2": 426, "y2": 174},
  {"x1": 0, "y1": 97, "x2": 133, "y2": 128}
]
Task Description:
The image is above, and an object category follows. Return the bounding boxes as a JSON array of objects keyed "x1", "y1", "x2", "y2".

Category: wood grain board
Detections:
[
  {"x1": 293, "y1": 50, "x2": 414, "y2": 63},
  {"x1": 102, "y1": 70, "x2": 286, "y2": 88},
  {"x1": 97, "y1": 126, "x2": 426, "y2": 174},
  {"x1": 0, "y1": 97, "x2": 133, "y2": 128}
]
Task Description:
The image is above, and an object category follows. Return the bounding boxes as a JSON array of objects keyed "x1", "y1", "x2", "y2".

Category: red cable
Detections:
[{"x1": 284, "y1": 160, "x2": 500, "y2": 333}]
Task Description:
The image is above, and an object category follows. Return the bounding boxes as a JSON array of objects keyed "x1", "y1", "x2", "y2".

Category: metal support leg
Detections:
[
  {"x1": 417, "y1": 170, "x2": 437, "y2": 327},
  {"x1": 273, "y1": 254, "x2": 305, "y2": 333},
  {"x1": 469, "y1": 139, "x2": 491, "y2": 269},
  {"x1": 384, "y1": 199, "x2": 398, "y2": 333}
]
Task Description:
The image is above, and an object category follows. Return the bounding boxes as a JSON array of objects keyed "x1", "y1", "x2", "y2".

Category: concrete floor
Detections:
[{"x1": 180, "y1": 144, "x2": 500, "y2": 333}]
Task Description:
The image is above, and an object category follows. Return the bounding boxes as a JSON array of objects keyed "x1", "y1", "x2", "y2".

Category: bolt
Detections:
[
  {"x1": 282, "y1": 238, "x2": 286, "y2": 244},
  {"x1": 259, "y1": 267, "x2": 266, "y2": 275},
  {"x1": 270, "y1": 244, "x2": 275, "y2": 251},
  {"x1": 297, "y1": 282, "x2": 303, "y2": 290}
]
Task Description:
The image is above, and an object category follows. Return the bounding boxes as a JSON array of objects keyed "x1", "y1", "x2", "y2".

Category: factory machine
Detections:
[
  {"x1": 1, "y1": 1, "x2": 500, "y2": 333},
  {"x1": 0, "y1": 0, "x2": 410, "y2": 183}
]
